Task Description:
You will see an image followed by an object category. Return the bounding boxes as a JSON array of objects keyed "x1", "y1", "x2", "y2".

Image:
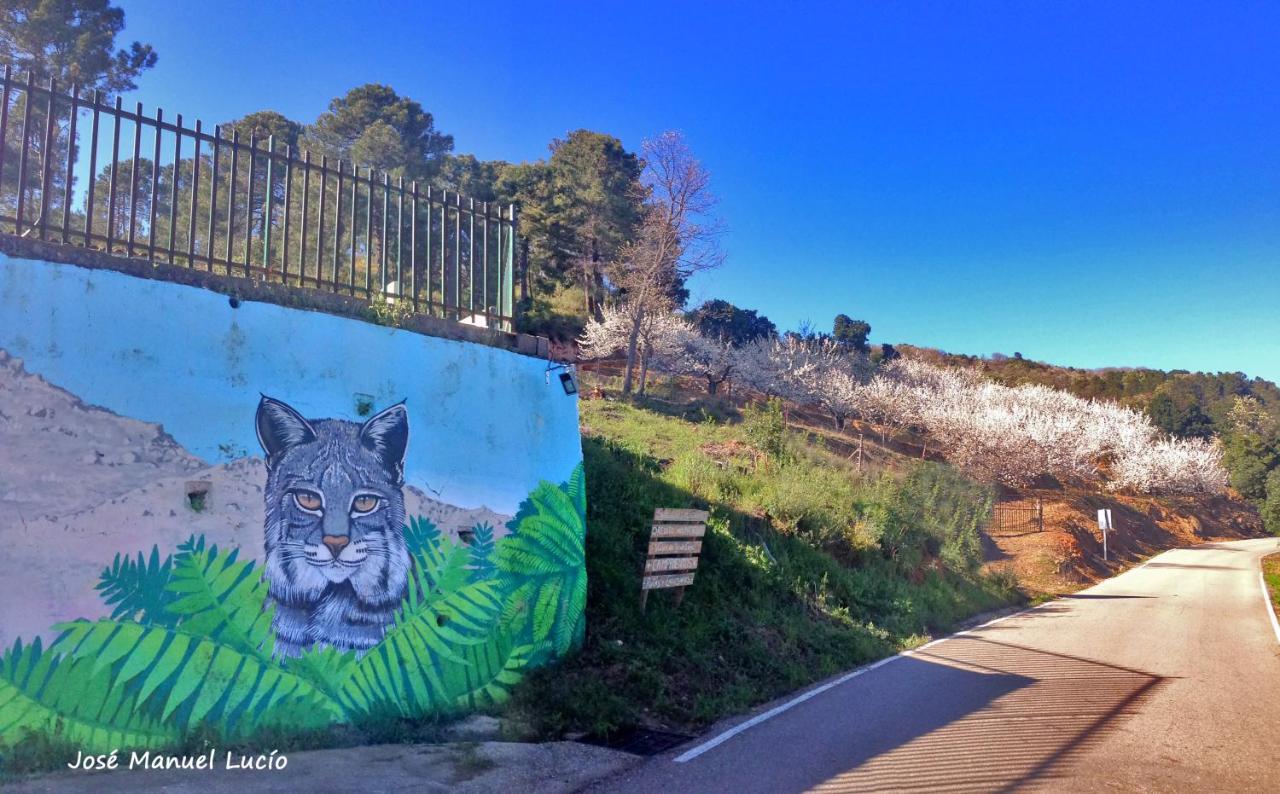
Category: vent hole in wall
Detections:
[{"x1": 186, "y1": 481, "x2": 211, "y2": 512}]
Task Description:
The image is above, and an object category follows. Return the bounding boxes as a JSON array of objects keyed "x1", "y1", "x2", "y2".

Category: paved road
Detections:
[{"x1": 591, "y1": 537, "x2": 1280, "y2": 793}]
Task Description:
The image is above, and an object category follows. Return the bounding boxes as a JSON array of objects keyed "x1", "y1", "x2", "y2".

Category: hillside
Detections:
[
  {"x1": 509, "y1": 361, "x2": 1263, "y2": 740},
  {"x1": 509, "y1": 373, "x2": 1018, "y2": 738}
]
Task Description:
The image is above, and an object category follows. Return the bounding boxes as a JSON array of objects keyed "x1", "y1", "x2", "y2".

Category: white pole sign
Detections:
[{"x1": 1097, "y1": 509, "x2": 1113, "y2": 560}]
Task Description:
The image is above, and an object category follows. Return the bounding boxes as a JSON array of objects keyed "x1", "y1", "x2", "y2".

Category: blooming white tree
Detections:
[
  {"x1": 583, "y1": 313, "x2": 1229, "y2": 495},
  {"x1": 662, "y1": 321, "x2": 739, "y2": 394},
  {"x1": 785, "y1": 340, "x2": 874, "y2": 430},
  {"x1": 579, "y1": 306, "x2": 685, "y2": 394}
]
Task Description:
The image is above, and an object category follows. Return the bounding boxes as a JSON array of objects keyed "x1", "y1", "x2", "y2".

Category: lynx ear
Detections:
[
  {"x1": 359, "y1": 402, "x2": 409, "y2": 483},
  {"x1": 256, "y1": 396, "x2": 317, "y2": 468}
]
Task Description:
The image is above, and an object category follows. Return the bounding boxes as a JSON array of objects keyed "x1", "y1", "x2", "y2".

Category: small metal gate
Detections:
[{"x1": 988, "y1": 499, "x2": 1044, "y2": 534}]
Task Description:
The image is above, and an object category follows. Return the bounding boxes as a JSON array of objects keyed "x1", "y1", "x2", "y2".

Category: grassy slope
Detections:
[
  {"x1": 1265, "y1": 554, "x2": 1280, "y2": 615},
  {"x1": 509, "y1": 390, "x2": 1017, "y2": 738}
]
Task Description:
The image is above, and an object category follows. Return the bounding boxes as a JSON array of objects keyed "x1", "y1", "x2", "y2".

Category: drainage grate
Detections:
[{"x1": 580, "y1": 727, "x2": 696, "y2": 757}]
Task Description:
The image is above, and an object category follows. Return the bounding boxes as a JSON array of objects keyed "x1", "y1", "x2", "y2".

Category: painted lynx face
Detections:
[{"x1": 256, "y1": 396, "x2": 411, "y2": 610}]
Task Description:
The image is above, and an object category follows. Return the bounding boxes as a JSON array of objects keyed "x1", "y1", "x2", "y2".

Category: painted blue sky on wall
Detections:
[{"x1": 0, "y1": 254, "x2": 582, "y2": 514}]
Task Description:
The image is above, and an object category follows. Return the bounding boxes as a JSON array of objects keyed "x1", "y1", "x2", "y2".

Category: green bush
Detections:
[
  {"x1": 1262, "y1": 469, "x2": 1280, "y2": 536},
  {"x1": 742, "y1": 397, "x2": 790, "y2": 464}
]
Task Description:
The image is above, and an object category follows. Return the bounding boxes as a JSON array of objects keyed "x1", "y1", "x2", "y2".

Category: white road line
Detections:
[
  {"x1": 672, "y1": 605, "x2": 1039, "y2": 764},
  {"x1": 674, "y1": 543, "x2": 1272, "y2": 766},
  {"x1": 1260, "y1": 570, "x2": 1280, "y2": 646}
]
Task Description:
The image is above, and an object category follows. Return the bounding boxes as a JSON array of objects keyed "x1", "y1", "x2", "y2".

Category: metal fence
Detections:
[
  {"x1": 0, "y1": 67, "x2": 516, "y2": 330},
  {"x1": 988, "y1": 500, "x2": 1044, "y2": 534}
]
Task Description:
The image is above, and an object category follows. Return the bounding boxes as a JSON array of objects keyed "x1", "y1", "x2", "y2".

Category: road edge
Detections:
[
  {"x1": 667, "y1": 538, "x2": 1266, "y2": 766},
  {"x1": 671, "y1": 603, "x2": 1042, "y2": 763},
  {"x1": 1260, "y1": 552, "x2": 1280, "y2": 646}
]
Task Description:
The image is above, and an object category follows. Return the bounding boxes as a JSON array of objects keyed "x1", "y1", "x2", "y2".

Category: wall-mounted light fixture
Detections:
[{"x1": 546, "y1": 361, "x2": 578, "y2": 396}]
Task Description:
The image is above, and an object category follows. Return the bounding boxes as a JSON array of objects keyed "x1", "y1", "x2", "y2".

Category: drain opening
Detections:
[{"x1": 579, "y1": 727, "x2": 695, "y2": 757}]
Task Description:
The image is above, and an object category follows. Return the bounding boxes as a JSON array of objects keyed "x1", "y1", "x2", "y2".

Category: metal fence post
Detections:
[
  {"x1": 263, "y1": 134, "x2": 274, "y2": 271},
  {"x1": 504, "y1": 203, "x2": 516, "y2": 329}
]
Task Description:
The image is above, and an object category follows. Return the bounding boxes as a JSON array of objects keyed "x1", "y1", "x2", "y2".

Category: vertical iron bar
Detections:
[
  {"x1": 380, "y1": 172, "x2": 389, "y2": 295},
  {"x1": 84, "y1": 90, "x2": 101, "y2": 245},
  {"x1": 482, "y1": 202, "x2": 489, "y2": 324},
  {"x1": 317, "y1": 155, "x2": 327, "y2": 285},
  {"x1": 409, "y1": 181, "x2": 418, "y2": 312},
  {"x1": 106, "y1": 96, "x2": 122, "y2": 251},
  {"x1": 244, "y1": 133, "x2": 256, "y2": 273},
  {"x1": 0, "y1": 66, "x2": 10, "y2": 225},
  {"x1": 206, "y1": 126, "x2": 219, "y2": 270},
  {"x1": 468, "y1": 197, "x2": 475, "y2": 315},
  {"x1": 262, "y1": 135, "x2": 274, "y2": 274},
  {"x1": 225, "y1": 128, "x2": 237, "y2": 266},
  {"x1": 187, "y1": 120, "x2": 201, "y2": 267},
  {"x1": 505, "y1": 204, "x2": 516, "y2": 326},
  {"x1": 349, "y1": 164, "x2": 358, "y2": 295},
  {"x1": 0, "y1": 66, "x2": 11, "y2": 217},
  {"x1": 438, "y1": 190, "x2": 446, "y2": 316},
  {"x1": 332, "y1": 159, "x2": 343, "y2": 288},
  {"x1": 357, "y1": 166, "x2": 367, "y2": 295},
  {"x1": 60, "y1": 83, "x2": 78, "y2": 244},
  {"x1": 167, "y1": 114, "x2": 181, "y2": 263},
  {"x1": 395, "y1": 176, "x2": 403, "y2": 300},
  {"x1": 300, "y1": 150, "x2": 310, "y2": 284},
  {"x1": 495, "y1": 206, "x2": 503, "y2": 324},
  {"x1": 453, "y1": 192, "x2": 461, "y2": 318},
  {"x1": 14, "y1": 72, "x2": 33, "y2": 235},
  {"x1": 366, "y1": 167, "x2": 373, "y2": 294},
  {"x1": 148, "y1": 109, "x2": 162, "y2": 261},
  {"x1": 282, "y1": 144, "x2": 292, "y2": 282},
  {"x1": 126, "y1": 100, "x2": 141, "y2": 254},
  {"x1": 38, "y1": 77, "x2": 57, "y2": 241},
  {"x1": 424, "y1": 186, "x2": 432, "y2": 312}
]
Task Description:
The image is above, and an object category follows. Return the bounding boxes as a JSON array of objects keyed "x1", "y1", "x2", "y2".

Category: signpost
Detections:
[
  {"x1": 641, "y1": 508, "x2": 709, "y2": 611},
  {"x1": 1097, "y1": 509, "x2": 1113, "y2": 561}
]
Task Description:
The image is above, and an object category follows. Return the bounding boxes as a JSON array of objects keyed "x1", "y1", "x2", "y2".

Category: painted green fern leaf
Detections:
[
  {"x1": 498, "y1": 464, "x2": 587, "y2": 655},
  {"x1": 164, "y1": 537, "x2": 274, "y2": 660},
  {"x1": 468, "y1": 522, "x2": 497, "y2": 582},
  {"x1": 51, "y1": 620, "x2": 339, "y2": 737},
  {"x1": 0, "y1": 637, "x2": 178, "y2": 752},
  {"x1": 96, "y1": 545, "x2": 179, "y2": 627},
  {"x1": 338, "y1": 536, "x2": 505, "y2": 718}
]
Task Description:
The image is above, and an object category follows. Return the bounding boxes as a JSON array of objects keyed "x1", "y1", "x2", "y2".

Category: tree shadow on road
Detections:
[{"x1": 806, "y1": 637, "x2": 1166, "y2": 793}]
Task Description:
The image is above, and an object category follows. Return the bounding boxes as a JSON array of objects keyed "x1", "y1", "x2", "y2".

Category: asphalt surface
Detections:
[{"x1": 590, "y1": 537, "x2": 1280, "y2": 793}]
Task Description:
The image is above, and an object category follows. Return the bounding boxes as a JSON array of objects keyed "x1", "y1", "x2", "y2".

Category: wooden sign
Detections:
[{"x1": 641, "y1": 508, "x2": 709, "y2": 610}]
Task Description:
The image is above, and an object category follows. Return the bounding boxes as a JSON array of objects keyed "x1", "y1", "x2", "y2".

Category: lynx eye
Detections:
[
  {"x1": 292, "y1": 490, "x2": 323, "y2": 512},
  {"x1": 351, "y1": 495, "x2": 381, "y2": 515}
]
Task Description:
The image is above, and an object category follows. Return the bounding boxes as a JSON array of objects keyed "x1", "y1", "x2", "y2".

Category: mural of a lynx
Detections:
[{"x1": 256, "y1": 396, "x2": 413, "y2": 657}]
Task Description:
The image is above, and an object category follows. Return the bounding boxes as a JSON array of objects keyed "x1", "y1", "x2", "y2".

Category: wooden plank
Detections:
[
  {"x1": 642, "y1": 572, "x2": 696, "y2": 590},
  {"x1": 648, "y1": 540, "x2": 702, "y2": 556},
  {"x1": 654, "y1": 508, "x2": 709, "y2": 523},
  {"x1": 650, "y1": 523, "x2": 706, "y2": 539},
  {"x1": 644, "y1": 556, "x2": 700, "y2": 574}
]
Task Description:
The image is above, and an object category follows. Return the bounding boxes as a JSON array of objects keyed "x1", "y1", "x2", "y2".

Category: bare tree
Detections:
[{"x1": 610, "y1": 131, "x2": 724, "y2": 395}]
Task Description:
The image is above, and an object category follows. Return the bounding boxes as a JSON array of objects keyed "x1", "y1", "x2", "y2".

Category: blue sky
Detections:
[{"x1": 115, "y1": 0, "x2": 1280, "y2": 382}]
